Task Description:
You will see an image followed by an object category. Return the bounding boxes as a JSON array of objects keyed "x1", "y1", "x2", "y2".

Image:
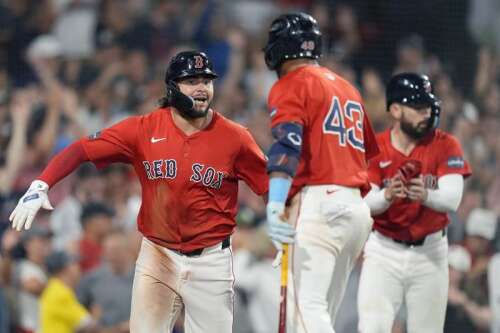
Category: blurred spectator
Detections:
[
  {"x1": 393, "y1": 34, "x2": 426, "y2": 74},
  {"x1": 77, "y1": 202, "x2": 114, "y2": 273},
  {"x1": 490, "y1": 253, "x2": 500, "y2": 333},
  {"x1": 0, "y1": 229, "x2": 21, "y2": 333},
  {"x1": 232, "y1": 227, "x2": 279, "y2": 333},
  {"x1": 460, "y1": 208, "x2": 498, "y2": 332},
  {"x1": 52, "y1": 0, "x2": 98, "y2": 58},
  {"x1": 360, "y1": 67, "x2": 387, "y2": 131},
  {"x1": 225, "y1": 0, "x2": 279, "y2": 38},
  {"x1": 39, "y1": 250, "x2": 98, "y2": 333},
  {"x1": 445, "y1": 245, "x2": 475, "y2": 332},
  {"x1": 0, "y1": 90, "x2": 33, "y2": 231},
  {"x1": 468, "y1": 0, "x2": 500, "y2": 52},
  {"x1": 50, "y1": 164, "x2": 103, "y2": 251},
  {"x1": 77, "y1": 230, "x2": 133, "y2": 331},
  {"x1": 14, "y1": 225, "x2": 52, "y2": 333}
]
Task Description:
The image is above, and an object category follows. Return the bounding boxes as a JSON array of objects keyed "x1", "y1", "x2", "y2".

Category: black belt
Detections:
[
  {"x1": 176, "y1": 237, "x2": 230, "y2": 257},
  {"x1": 392, "y1": 229, "x2": 446, "y2": 247}
]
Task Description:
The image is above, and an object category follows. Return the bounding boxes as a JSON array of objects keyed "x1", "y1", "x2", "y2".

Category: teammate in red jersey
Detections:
[
  {"x1": 263, "y1": 13, "x2": 379, "y2": 332},
  {"x1": 358, "y1": 73, "x2": 472, "y2": 333},
  {"x1": 9, "y1": 51, "x2": 268, "y2": 333}
]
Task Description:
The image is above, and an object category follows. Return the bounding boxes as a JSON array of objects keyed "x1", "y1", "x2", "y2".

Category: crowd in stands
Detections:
[{"x1": 0, "y1": 0, "x2": 499, "y2": 332}]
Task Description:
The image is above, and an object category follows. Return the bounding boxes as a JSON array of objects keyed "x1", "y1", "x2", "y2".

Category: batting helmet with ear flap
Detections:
[
  {"x1": 164, "y1": 51, "x2": 218, "y2": 83},
  {"x1": 263, "y1": 12, "x2": 322, "y2": 71},
  {"x1": 163, "y1": 51, "x2": 218, "y2": 118},
  {"x1": 386, "y1": 72, "x2": 441, "y2": 132}
]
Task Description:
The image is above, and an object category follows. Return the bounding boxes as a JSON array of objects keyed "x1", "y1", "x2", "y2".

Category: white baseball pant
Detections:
[
  {"x1": 130, "y1": 237, "x2": 234, "y2": 333},
  {"x1": 358, "y1": 229, "x2": 449, "y2": 333},
  {"x1": 285, "y1": 184, "x2": 373, "y2": 333}
]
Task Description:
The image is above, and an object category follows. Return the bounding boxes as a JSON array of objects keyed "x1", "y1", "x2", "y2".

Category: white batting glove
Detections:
[
  {"x1": 9, "y1": 180, "x2": 53, "y2": 231},
  {"x1": 266, "y1": 201, "x2": 295, "y2": 267}
]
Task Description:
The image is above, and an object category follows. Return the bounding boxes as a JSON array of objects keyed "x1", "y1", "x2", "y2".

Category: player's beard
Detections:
[
  {"x1": 400, "y1": 113, "x2": 431, "y2": 141},
  {"x1": 180, "y1": 98, "x2": 211, "y2": 119}
]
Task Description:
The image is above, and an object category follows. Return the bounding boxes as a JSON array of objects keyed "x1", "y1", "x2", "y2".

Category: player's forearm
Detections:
[
  {"x1": 423, "y1": 174, "x2": 464, "y2": 212},
  {"x1": 0, "y1": 120, "x2": 28, "y2": 193},
  {"x1": 38, "y1": 140, "x2": 90, "y2": 188},
  {"x1": 463, "y1": 299, "x2": 492, "y2": 330},
  {"x1": 364, "y1": 184, "x2": 391, "y2": 215}
]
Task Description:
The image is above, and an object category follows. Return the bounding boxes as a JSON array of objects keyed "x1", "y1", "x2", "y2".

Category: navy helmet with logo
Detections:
[
  {"x1": 162, "y1": 51, "x2": 218, "y2": 119},
  {"x1": 165, "y1": 51, "x2": 218, "y2": 84},
  {"x1": 263, "y1": 12, "x2": 322, "y2": 71},
  {"x1": 386, "y1": 72, "x2": 441, "y2": 130}
]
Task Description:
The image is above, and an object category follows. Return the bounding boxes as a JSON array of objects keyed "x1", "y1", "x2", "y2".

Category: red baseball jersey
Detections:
[
  {"x1": 80, "y1": 108, "x2": 268, "y2": 251},
  {"x1": 268, "y1": 65, "x2": 379, "y2": 197},
  {"x1": 369, "y1": 128, "x2": 472, "y2": 241}
]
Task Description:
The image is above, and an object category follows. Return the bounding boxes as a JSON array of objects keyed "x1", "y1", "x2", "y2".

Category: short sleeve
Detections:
[
  {"x1": 234, "y1": 129, "x2": 268, "y2": 196},
  {"x1": 268, "y1": 81, "x2": 307, "y2": 128},
  {"x1": 81, "y1": 116, "x2": 140, "y2": 169},
  {"x1": 436, "y1": 136, "x2": 472, "y2": 178}
]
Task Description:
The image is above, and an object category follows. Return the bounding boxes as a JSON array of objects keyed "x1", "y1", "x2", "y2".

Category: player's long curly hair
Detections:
[{"x1": 158, "y1": 95, "x2": 169, "y2": 108}]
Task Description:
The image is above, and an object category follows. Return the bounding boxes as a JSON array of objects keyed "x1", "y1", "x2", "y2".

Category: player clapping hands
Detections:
[
  {"x1": 384, "y1": 174, "x2": 428, "y2": 202},
  {"x1": 404, "y1": 176, "x2": 428, "y2": 202},
  {"x1": 384, "y1": 175, "x2": 407, "y2": 201}
]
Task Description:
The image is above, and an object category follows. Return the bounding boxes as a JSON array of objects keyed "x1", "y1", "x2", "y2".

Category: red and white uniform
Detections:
[
  {"x1": 81, "y1": 108, "x2": 267, "y2": 251},
  {"x1": 80, "y1": 108, "x2": 267, "y2": 333},
  {"x1": 358, "y1": 128, "x2": 471, "y2": 333},
  {"x1": 368, "y1": 128, "x2": 471, "y2": 241},
  {"x1": 268, "y1": 65, "x2": 379, "y2": 333},
  {"x1": 269, "y1": 65, "x2": 379, "y2": 198}
]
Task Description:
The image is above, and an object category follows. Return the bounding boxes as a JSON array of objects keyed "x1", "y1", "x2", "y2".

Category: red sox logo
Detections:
[{"x1": 193, "y1": 55, "x2": 204, "y2": 69}]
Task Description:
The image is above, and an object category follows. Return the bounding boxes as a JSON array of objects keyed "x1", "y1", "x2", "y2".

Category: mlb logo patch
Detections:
[{"x1": 447, "y1": 156, "x2": 464, "y2": 168}]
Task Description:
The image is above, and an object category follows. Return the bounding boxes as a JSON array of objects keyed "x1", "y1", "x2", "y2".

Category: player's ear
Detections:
[{"x1": 389, "y1": 103, "x2": 402, "y2": 120}]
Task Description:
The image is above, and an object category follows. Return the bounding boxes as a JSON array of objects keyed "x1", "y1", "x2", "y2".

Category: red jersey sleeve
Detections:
[
  {"x1": 268, "y1": 80, "x2": 307, "y2": 128},
  {"x1": 362, "y1": 108, "x2": 380, "y2": 161},
  {"x1": 234, "y1": 129, "x2": 268, "y2": 196},
  {"x1": 81, "y1": 116, "x2": 140, "y2": 169},
  {"x1": 436, "y1": 135, "x2": 472, "y2": 178}
]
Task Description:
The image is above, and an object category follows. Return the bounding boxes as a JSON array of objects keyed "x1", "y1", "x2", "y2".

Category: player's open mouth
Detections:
[{"x1": 193, "y1": 96, "x2": 208, "y2": 107}]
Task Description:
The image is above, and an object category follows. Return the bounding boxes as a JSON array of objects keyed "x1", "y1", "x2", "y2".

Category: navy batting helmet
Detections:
[
  {"x1": 386, "y1": 72, "x2": 441, "y2": 130},
  {"x1": 263, "y1": 12, "x2": 322, "y2": 71},
  {"x1": 164, "y1": 51, "x2": 218, "y2": 84}
]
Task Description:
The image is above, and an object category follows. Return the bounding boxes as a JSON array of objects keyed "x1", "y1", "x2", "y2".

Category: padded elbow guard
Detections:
[{"x1": 267, "y1": 122, "x2": 303, "y2": 177}]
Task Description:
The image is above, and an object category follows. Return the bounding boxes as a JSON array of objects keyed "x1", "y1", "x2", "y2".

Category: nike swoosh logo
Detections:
[
  {"x1": 151, "y1": 137, "x2": 166, "y2": 143},
  {"x1": 326, "y1": 189, "x2": 339, "y2": 195},
  {"x1": 379, "y1": 161, "x2": 392, "y2": 168}
]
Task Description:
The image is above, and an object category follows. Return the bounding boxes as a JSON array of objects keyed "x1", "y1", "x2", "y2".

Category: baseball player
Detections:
[
  {"x1": 9, "y1": 51, "x2": 268, "y2": 333},
  {"x1": 263, "y1": 13, "x2": 380, "y2": 333},
  {"x1": 358, "y1": 73, "x2": 472, "y2": 333}
]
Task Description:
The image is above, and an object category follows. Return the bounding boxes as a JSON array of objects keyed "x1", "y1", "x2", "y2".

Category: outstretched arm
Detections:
[{"x1": 9, "y1": 141, "x2": 89, "y2": 231}]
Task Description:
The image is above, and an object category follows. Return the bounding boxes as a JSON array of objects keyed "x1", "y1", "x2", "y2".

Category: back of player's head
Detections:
[
  {"x1": 164, "y1": 51, "x2": 218, "y2": 84},
  {"x1": 386, "y1": 72, "x2": 441, "y2": 130},
  {"x1": 263, "y1": 12, "x2": 322, "y2": 71}
]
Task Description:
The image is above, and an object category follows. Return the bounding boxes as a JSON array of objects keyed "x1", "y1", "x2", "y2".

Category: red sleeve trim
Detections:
[{"x1": 38, "y1": 140, "x2": 89, "y2": 187}]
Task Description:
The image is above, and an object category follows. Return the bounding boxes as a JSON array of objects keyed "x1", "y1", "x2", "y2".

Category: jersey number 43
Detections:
[{"x1": 323, "y1": 96, "x2": 364, "y2": 151}]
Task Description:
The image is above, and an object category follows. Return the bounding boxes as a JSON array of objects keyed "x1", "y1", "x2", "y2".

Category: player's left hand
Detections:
[
  {"x1": 266, "y1": 201, "x2": 295, "y2": 267},
  {"x1": 266, "y1": 202, "x2": 295, "y2": 244},
  {"x1": 404, "y1": 175, "x2": 428, "y2": 202}
]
